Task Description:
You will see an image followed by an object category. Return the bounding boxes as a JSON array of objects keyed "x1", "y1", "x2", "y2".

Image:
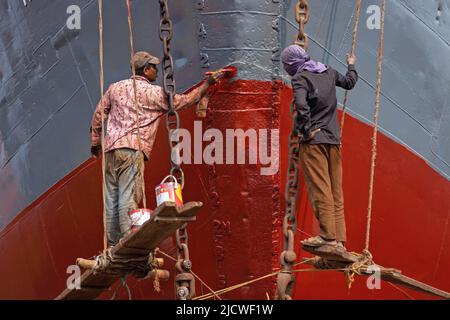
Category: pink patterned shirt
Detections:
[{"x1": 91, "y1": 76, "x2": 202, "y2": 160}]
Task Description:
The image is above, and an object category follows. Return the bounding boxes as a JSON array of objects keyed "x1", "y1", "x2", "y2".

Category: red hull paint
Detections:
[{"x1": 0, "y1": 80, "x2": 448, "y2": 300}]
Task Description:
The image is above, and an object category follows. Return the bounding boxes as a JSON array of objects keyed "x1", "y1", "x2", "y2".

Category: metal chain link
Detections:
[
  {"x1": 275, "y1": 0, "x2": 309, "y2": 300},
  {"x1": 176, "y1": 223, "x2": 189, "y2": 265},
  {"x1": 275, "y1": 102, "x2": 302, "y2": 300},
  {"x1": 159, "y1": 0, "x2": 184, "y2": 189},
  {"x1": 285, "y1": 102, "x2": 302, "y2": 229},
  {"x1": 159, "y1": 0, "x2": 194, "y2": 300},
  {"x1": 294, "y1": 0, "x2": 310, "y2": 50}
]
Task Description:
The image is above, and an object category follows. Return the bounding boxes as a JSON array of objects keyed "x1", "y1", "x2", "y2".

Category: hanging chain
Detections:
[
  {"x1": 275, "y1": 0, "x2": 309, "y2": 300},
  {"x1": 159, "y1": 0, "x2": 184, "y2": 190},
  {"x1": 174, "y1": 224, "x2": 195, "y2": 300},
  {"x1": 159, "y1": 0, "x2": 194, "y2": 300},
  {"x1": 275, "y1": 102, "x2": 301, "y2": 300},
  {"x1": 294, "y1": 0, "x2": 310, "y2": 50}
]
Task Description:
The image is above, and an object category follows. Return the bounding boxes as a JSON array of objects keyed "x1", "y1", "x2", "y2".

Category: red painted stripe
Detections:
[{"x1": 0, "y1": 80, "x2": 448, "y2": 299}]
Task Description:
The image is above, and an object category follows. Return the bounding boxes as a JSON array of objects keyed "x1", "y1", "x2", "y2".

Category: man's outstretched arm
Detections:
[{"x1": 173, "y1": 70, "x2": 227, "y2": 111}]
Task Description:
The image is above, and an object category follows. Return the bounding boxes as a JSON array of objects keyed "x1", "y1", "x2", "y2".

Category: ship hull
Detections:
[
  {"x1": 0, "y1": 0, "x2": 449, "y2": 299},
  {"x1": 1, "y1": 80, "x2": 448, "y2": 299}
]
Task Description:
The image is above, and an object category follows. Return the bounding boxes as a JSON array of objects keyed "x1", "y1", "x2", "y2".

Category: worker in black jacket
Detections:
[{"x1": 281, "y1": 45, "x2": 358, "y2": 249}]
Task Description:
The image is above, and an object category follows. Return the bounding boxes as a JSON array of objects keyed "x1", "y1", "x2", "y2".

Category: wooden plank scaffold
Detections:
[
  {"x1": 301, "y1": 244, "x2": 450, "y2": 300},
  {"x1": 56, "y1": 202, "x2": 202, "y2": 300}
]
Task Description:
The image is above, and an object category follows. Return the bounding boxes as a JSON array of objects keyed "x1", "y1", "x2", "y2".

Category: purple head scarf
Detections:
[{"x1": 281, "y1": 45, "x2": 328, "y2": 76}]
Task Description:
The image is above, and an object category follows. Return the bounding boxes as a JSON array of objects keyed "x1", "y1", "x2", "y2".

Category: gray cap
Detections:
[{"x1": 132, "y1": 51, "x2": 161, "y2": 69}]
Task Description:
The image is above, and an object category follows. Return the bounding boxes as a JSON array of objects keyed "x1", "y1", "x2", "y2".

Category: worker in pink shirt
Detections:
[{"x1": 91, "y1": 51, "x2": 225, "y2": 246}]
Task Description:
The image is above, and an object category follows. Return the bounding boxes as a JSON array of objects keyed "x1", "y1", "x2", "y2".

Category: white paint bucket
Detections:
[{"x1": 129, "y1": 208, "x2": 152, "y2": 231}]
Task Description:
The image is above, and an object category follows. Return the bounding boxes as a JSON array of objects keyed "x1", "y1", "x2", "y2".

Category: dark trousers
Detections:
[{"x1": 299, "y1": 144, "x2": 346, "y2": 242}]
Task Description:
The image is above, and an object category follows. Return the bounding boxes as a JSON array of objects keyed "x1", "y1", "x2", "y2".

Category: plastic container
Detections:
[{"x1": 129, "y1": 208, "x2": 152, "y2": 231}]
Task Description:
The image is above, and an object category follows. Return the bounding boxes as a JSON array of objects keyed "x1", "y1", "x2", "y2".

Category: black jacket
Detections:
[{"x1": 291, "y1": 64, "x2": 358, "y2": 145}]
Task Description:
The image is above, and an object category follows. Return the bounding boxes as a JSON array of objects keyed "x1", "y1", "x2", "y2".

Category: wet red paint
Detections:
[{"x1": 0, "y1": 80, "x2": 448, "y2": 299}]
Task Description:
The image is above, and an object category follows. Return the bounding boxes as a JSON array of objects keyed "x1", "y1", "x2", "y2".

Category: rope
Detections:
[
  {"x1": 304, "y1": 253, "x2": 450, "y2": 299},
  {"x1": 293, "y1": 268, "x2": 347, "y2": 274},
  {"x1": 94, "y1": 248, "x2": 151, "y2": 278},
  {"x1": 125, "y1": 0, "x2": 147, "y2": 208},
  {"x1": 153, "y1": 266, "x2": 161, "y2": 293},
  {"x1": 387, "y1": 282, "x2": 416, "y2": 300},
  {"x1": 307, "y1": 253, "x2": 374, "y2": 290},
  {"x1": 110, "y1": 274, "x2": 132, "y2": 300},
  {"x1": 365, "y1": 0, "x2": 386, "y2": 253},
  {"x1": 195, "y1": 271, "x2": 277, "y2": 300},
  {"x1": 160, "y1": 248, "x2": 442, "y2": 300},
  {"x1": 297, "y1": 227, "x2": 312, "y2": 238},
  {"x1": 194, "y1": 258, "x2": 317, "y2": 301},
  {"x1": 97, "y1": 0, "x2": 107, "y2": 250},
  {"x1": 156, "y1": 249, "x2": 222, "y2": 300},
  {"x1": 344, "y1": 252, "x2": 373, "y2": 288},
  {"x1": 339, "y1": 0, "x2": 361, "y2": 138}
]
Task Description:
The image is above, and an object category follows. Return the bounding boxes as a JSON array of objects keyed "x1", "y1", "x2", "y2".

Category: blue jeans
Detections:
[{"x1": 104, "y1": 148, "x2": 144, "y2": 246}]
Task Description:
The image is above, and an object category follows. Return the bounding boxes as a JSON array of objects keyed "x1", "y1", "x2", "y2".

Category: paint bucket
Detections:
[
  {"x1": 155, "y1": 175, "x2": 183, "y2": 207},
  {"x1": 129, "y1": 208, "x2": 152, "y2": 231}
]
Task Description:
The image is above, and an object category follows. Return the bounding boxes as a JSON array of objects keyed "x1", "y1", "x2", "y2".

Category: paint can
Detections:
[
  {"x1": 129, "y1": 208, "x2": 152, "y2": 231},
  {"x1": 155, "y1": 175, "x2": 183, "y2": 207}
]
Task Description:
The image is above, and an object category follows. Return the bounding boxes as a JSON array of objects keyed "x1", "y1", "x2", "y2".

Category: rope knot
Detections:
[{"x1": 363, "y1": 249, "x2": 373, "y2": 263}]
